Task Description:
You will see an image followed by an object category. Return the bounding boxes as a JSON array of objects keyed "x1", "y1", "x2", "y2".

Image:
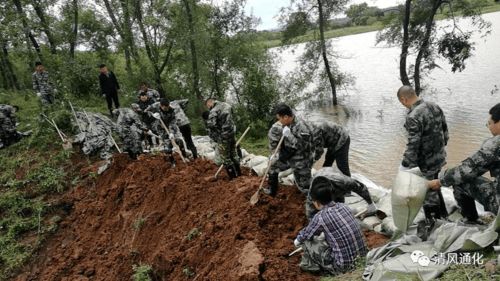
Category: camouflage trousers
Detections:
[
  {"x1": 217, "y1": 138, "x2": 239, "y2": 167},
  {"x1": 39, "y1": 93, "x2": 54, "y2": 105},
  {"x1": 423, "y1": 173, "x2": 448, "y2": 219},
  {"x1": 453, "y1": 177, "x2": 499, "y2": 221},
  {"x1": 299, "y1": 234, "x2": 339, "y2": 275},
  {"x1": 269, "y1": 158, "x2": 312, "y2": 193}
]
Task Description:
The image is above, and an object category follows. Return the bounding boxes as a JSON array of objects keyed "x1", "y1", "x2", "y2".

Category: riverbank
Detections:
[{"x1": 259, "y1": 0, "x2": 500, "y2": 49}]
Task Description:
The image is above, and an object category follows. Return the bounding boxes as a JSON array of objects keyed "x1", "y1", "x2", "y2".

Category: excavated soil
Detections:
[{"x1": 15, "y1": 154, "x2": 388, "y2": 281}]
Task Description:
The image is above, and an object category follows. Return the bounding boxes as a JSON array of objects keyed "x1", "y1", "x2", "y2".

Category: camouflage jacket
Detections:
[
  {"x1": 145, "y1": 102, "x2": 177, "y2": 133},
  {"x1": 312, "y1": 167, "x2": 373, "y2": 204},
  {"x1": 207, "y1": 101, "x2": 235, "y2": 143},
  {"x1": 311, "y1": 121, "x2": 349, "y2": 160},
  {"x1": 170, "y1": 99, "x2": 190, "y2": 127},
  {"x1": 268, "y1": 121, "x2": 283, "y2": 152},
  {"x1": 269, "y1": 116, "x2": 314, "y2": 164},
  {"x1": 138, "y1": 88, "x2": 160, "y2": 102},
  {"x1": 136, "y1": 98, "x2": 156, "y2": 126},
  {"x1": 32, "y1": 71, "x2": 52, "y2": 94},
  {"x1": 402, "y1": 99, "x2": 449, "y2": 177},
  {"x1": 440, "y1": 135, "x2": 500, "y2": 188}
]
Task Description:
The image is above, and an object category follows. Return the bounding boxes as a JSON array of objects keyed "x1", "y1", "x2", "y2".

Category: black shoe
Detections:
[
  {"x1": 225, "y1": 165, "x2": 237, "y2": 180},
  {"x1": 234, "y1": 163, "x2": 241, "y2": 177}
]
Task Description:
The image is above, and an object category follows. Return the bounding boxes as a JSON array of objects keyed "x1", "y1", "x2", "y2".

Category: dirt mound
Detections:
[{"x1": 15, "y1": 154, "x2": 388, "y2": 281}]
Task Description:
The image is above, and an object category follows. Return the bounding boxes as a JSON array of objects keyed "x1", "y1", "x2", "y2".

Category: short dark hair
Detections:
[
  {"x1": 310, "y1": 178, "x2": 333, "y2": 205},
  {"x1": 397, "y1": 85, "x2": 416, "y2": 99},
  {"x1": 139, "y1": 91, "x2": 148, "y2": 97},
  {"x1": 140, "y1": 81, "x2": 148, "y2": 86},
  {"x1": 99, "y1": 63, "x2": 106, "y2": 68},
  {"x1": 12, "y1": 105, "x2": 19, "y2": 112},
  {"x1": 489, "y1": 103, "x2": 500, "y2": 123},
  {"x1": 202, "y1": 111, "x2": 210, "y2": 120},
  {"x1": 35, "y1": 61, "x2": 42, "y2": 67},
  {"x1": 160, "y1": 98, "x2": 170, "y2": 106},
  {"x1": 273, "y1": 103, "x2": 293, "y2": 117}
]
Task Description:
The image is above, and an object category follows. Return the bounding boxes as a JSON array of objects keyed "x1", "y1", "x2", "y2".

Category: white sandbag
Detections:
[
  {"x1": 240, "y1": 154, "x2": 256, "y2": 167},
  {"x1": 281, "y1": 174, "x2": 295, "y2": 186},
  {"x1": 240, "y1": 148, "x2": 249, "y2": 158},
  {"x1": 363, "y1": 216, "x2": 383, "y2": 229},
  {"x1": 381, "y1": 217, "x2": 398, "y2": 236},
  {"x1": 251, "y1": 161, "x2": 269, "y2": 177},
  {"x1": 441, "y1": 187, "x2": 458, "y2": 215},
  {"x1": 245, "y1": 155, "x2": 268, "y2": 168},
  {"x1": 278, "y1": 168, "x2": 294, "y2": 178},
  {"x1": 391, "y1": 170, "x2": 428, "y2": 232},
  {"x1": 352, "y1": 173, "x2": 390, "y2": 203}
]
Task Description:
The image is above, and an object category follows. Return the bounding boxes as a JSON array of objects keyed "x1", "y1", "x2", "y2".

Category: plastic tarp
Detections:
[{"x1": 363, "y1": 209, "x2": 500, "y2": 281}]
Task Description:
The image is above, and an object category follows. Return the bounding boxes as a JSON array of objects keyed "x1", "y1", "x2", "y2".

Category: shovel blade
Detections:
[
  {"x1": 250, "y1": 189, "x2": 260, "y2": 205},
  {"x1": 62, "y1": 142, "x2": 73, "y2": 151}
]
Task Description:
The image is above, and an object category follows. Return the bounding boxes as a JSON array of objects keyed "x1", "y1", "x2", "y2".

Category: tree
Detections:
[
  {"x1": 377, "y1": 0, "x2": 491, "y2": 95},
  {"x1": 181, "y1": 0, "x2": 202, "y2": 101},
  {"x1": 133, "y1": 0, "x2": 174, "y2": 96},
  {"x1": 280, "y1": 0, "x2": 349, "y2": 105},
  {"x1": 346, "y1": 2, "x2": 369, "y2": 26}
]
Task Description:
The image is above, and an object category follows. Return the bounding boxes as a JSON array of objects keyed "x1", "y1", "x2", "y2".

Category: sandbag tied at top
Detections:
[{"x1": 391, "y1": 170, "x2": 428, "y2": 232}]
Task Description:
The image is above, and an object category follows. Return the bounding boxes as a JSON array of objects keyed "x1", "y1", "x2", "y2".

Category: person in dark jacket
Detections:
[{"x1": 98, "y1": 64, "x2": 120, "y2": 116}]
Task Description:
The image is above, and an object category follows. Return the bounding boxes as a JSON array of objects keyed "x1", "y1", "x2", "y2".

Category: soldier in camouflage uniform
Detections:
[
  {"x1": 312, "y1": 121, "x2": 351, "y2": 176},
  {"x1": 398, "y1": 86, "x2": 449, "y2": 223},
  {"x1": 138, "y1": 82, "x2": 160, "y2": 102},
  {"x1": 114, "y1": 108, "x2": 148, "y2": 160},
  {"x1": 32, "y1": 62, "x2": 54, "y2": 105},
  {"x1": 205, "y1": 98, "x2": 240, "y2": 180},
  {"x1": 73, "y1": 111, "x2": 115, "y2": 160},
  {"x1": 0, "y1": 104, "x2": 24, "y2": 148},
  {"x1": 146, "y1": 99, "x2": 187, "y2": 166},
  {"x1": 429, "y1": 103, "x2": 500, "y2": 224},
  {"x1": 263, "y1": 104, "x2": 314, "y2": 197},
  {"x1": 170, "y1": 99, "x2": 198, "y2": 159},
  {"x1": 134, "y1": 93, "x2": 159, "y2": 147}
]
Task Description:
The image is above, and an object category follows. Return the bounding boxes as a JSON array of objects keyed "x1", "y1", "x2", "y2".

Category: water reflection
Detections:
[{"x1": 277, "y1": 12, "x2": 500, "y2": 188}]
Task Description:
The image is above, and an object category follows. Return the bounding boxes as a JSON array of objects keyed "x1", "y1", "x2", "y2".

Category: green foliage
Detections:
[
  {"x1": 438, "y1": 32, "x2": 474, "y2": 72},
  {"x1": 133, "y1": 217, "x2": 146, "y2": 231},
  {"x1": 132, "y1": 264, "x2": 153, "y2": 281},
  {"x1": 27, "y1": 164, "x2": 66, "y2": 193},
  {"x1": 282, "y1": 12, "x2": 312, "y2": 43},
  {"x1": 182, "y1": 266, "x2": 195, "y2": 277}
]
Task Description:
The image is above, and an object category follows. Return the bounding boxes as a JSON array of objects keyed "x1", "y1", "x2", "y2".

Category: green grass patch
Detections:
[{"x1": 240, "y1": 137, "x2": 269, "y2": 156}]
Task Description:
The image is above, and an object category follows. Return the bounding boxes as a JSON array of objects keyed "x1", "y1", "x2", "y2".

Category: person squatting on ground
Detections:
[
  {"x1": 169, "y1": 99, "x2": 198, "y2": 159},
  {"x1": 312, "y1": 121, "x2": 351, "y2": 176},
  {"x1": 294, "y1": 181, "x2": 368, "y2": 275},
  {"x1": 138, "y1": 82, "x2": 160, "y2": 102},
  {"x1": 309, "y1": 167, "x2": 377, "y2": 218},
  {"x1": 205, "y1": 98, "x2": 240, "y2": 180},
  {"x1": 0, "y1": 104, "x2": 29, "y2": 149},
  {"x1": 147, "y1": 98, "x2": 188, "y2": 167},
  {"x1": 428, "y1": 103, "x2": 500, "y2": 225},
  {"x1": 263, "y1": 104, "x2": 314, "y2": 197},
  {"x1": 98, "y1": 64, "x2": 121, "y2": 116},
  {"x1": 114, "y1": 107, "x2": 149, "y2": 160},
  {"x1": 397, "y1": 85, "x2": 449, "y2": 234},
  {"x1": 32, "y1": 62, "x2": 55, "y2": 105}
]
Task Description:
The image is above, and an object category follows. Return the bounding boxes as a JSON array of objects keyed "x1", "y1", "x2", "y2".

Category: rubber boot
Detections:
[
  {"x1": 166, "y1": 154, "x2": 176, "y2": 168},
  {"x1": 263, "y1": 173, "x2": 279, "y2": 197},
  {"x1": 234, "y1": 162, "x2": 241, "y2": 177},
  {"x1": 225, "y1": 165, "x2": 237, "y2": 180},
  {"x1": 457, "y1": 196, "x2": 479, "y2": 222},
  {"x1": 191, "y1": 146, "x2": 198, "y2": 159}
]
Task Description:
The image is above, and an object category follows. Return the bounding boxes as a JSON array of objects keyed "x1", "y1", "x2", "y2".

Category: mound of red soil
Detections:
[{"x1": 15, "y1": 154, "x2": 388, "y2": 281}]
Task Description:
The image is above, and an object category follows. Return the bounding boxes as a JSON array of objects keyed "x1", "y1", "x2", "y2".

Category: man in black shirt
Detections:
[{"x1": 98, "y1": 64, "x2": 120, "y2": 116}]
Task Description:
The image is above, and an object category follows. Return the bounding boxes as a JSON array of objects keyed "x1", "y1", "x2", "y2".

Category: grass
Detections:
[
  {"x1": 0, "y1": 91, "x2": 90, "y2": 280},
  {"x1": 259, "y1": 0, "x2": 500, "y2": 49},
  {"x1": 132, "y1": 264, "x2": 153, "y2": 281},
  {"x1": 240, "y1": 137, "x2": 269, "y2": 156}
]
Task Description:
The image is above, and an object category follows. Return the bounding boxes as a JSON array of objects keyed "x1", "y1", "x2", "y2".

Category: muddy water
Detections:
[{"x1": 275, "y1": 12, "x2": 500, "y2": 188}]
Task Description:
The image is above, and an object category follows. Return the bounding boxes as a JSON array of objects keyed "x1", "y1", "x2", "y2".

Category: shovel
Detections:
[
  {"x1": 41, "y1": 114, "x2": 72, "y2": 150},
  {"x1": 213, "y1": 126, "x2": 251, "y2": 180},
  {"x1": 153, "y1": 114, "x2": 187, "y2": 163},
  {"x1": 250, "y1": 134, "x2": 285, "y2": 205}
]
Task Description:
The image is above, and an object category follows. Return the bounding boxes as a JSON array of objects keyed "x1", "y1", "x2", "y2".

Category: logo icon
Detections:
[{"x1": 411, "y1": 250, "x2": 430, "y2": 267}]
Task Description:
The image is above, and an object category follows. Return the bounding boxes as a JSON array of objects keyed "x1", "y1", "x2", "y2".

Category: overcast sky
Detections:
[{"x1": 243, "y1": 0, "x2": 402, "y2": 30}]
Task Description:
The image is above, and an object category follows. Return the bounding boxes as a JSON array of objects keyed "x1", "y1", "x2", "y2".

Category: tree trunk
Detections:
[
  {"x1": 317, "y1": 0, "x2": 337, "y2": 105},
  {"x1": 134, "y1": 0, "x2": 173, "y2": 97},
  {"x1": 414, "y1": 0, "x2": 442, "y2": 95},
  {"x1": 400, "y1": 0, "x2": 412, "y2": 86},
  {"x1": 103, "y1": 0, "x2": 133, "y2": 77},
  {"x1": 13, "y1": 0, "x2": 43, "y2": 61},
  {"x1": 182, "y1": 0, "x2": 202, "y2": 101},
  {"x1": 69, "y1": 0, "x2": 79, "y2": 59},
  {"x1": 119, "y1": 0, "x2": 138, "y2": 60},
  {"x1": 32, "y1": 0, "x2": 57, "y2": 54},
  {"x1": 0, "y1": 37, "x2": 20, "y2": 90}
]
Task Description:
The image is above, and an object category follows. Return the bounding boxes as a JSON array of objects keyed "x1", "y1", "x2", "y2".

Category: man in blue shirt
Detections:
[{"x1": 294, "y1": 180, "x2": 367, "y2": 274}]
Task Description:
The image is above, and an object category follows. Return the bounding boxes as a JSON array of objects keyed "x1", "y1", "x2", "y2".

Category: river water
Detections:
[{"x1": 274, "y1": 12, "x2": 500, "y2": 188}]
